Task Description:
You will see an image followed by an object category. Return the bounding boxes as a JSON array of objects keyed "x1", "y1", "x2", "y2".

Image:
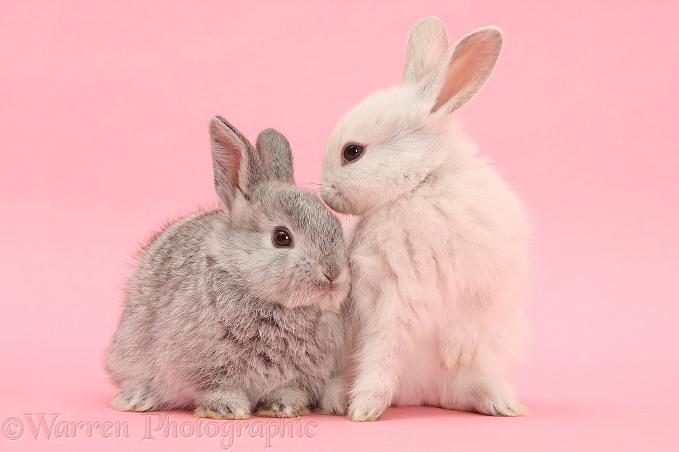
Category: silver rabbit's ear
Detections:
[
  {"x1": 209, "y1": 116, "x2": 267, "y2": 209},
  {"x1": 255, "y1": 129, "x2": 295, "y2": 184},
  {"x1": 404, "y1": 16, "x2": 449, "y2": 83},
  {"x1": 423, "y1": 26, "x2": 504, "y2": 114}
]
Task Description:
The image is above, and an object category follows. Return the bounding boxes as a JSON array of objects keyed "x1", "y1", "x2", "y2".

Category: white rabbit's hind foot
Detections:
[{"x1": 468, "y1": 378, "x2": 527, "y2": 417}]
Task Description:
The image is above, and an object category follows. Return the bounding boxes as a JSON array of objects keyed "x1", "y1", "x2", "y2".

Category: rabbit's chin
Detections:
[
  {"x1": 281, "y1": 289, "x2": 344, "y2": 314},
  {"x1": 314, "y1": 292, "x2": 343, "y2": 314}
]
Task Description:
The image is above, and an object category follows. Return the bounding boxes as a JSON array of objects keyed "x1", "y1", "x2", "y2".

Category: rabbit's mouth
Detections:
[
  {"x1": 306, "y1": 276, "x2": 349, "y2": 313},
  {"x1": 320, "y1": 184, "x2": 348, "y2": 214}
]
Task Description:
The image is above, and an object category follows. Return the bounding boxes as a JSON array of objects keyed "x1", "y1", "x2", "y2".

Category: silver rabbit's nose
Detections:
[{"x1": 322, "y1": 266, "x2": 340, "y2": 282}]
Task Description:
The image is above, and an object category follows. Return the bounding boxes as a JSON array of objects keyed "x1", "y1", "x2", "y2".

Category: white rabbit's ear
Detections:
[
  {"x1": 404, "y1": 16, "x2": 449, "y2": 83},
  {"x1": 426, "y1": 26, "x2": 504, "y2": 114},
  {"x1": 209, "y1": 116, "x2": 266, "y2": 209},
  {"x1": 256, "y1": 129, "x2": 295, "y2": 184}
]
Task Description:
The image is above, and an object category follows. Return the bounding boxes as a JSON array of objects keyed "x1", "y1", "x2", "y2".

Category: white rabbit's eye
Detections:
[
  {"x1": 342, "y1": 144, "x2": 364, "y2": 164},
  {"x1": 272, "y1": 228, "x2": 293, "y2": 247}
]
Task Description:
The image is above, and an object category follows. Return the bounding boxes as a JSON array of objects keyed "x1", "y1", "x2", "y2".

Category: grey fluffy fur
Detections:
[{"x1": 105, "y1": 117, "x2": 350, "y2": 419}]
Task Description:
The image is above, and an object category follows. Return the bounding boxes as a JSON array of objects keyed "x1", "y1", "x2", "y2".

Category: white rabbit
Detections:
[{"x1": 320, "y1": 17, "x2": 530, "y2": 421}]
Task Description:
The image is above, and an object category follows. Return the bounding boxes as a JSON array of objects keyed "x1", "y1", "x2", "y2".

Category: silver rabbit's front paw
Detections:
[
  {"x1": 255, "y1": 386, "x2": 310, "y2": 418},
  {"x1": 254, "y1": 401, "x2": 310, "y2": 418},
  {"x1": 194, "y1": 406, "x2": 251, "y2": 420},
  {"x1": 348, "y1": 393, "x2": 389, "y2": 422},
  {"x1": 195, "y1": 388, "x2": 251, "y2": 420}
]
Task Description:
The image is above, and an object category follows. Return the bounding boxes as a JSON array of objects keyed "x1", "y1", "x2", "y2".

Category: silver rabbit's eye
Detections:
[
  {"x1": 272, "y1": 228, "x2": 293, "y2": 247},
  {"x1": 342, "y1": 143, "x2": 364, "y2": 164}
]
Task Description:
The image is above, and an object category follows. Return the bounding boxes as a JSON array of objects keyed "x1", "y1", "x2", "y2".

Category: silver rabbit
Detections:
[{"x1": 105, "y1": 116, "x2": 350, "y2": 419}]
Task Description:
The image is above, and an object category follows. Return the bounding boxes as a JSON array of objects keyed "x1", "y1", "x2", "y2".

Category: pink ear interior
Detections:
[
  {"x1": 209, "y1": 119, "x2": 244, "y2": 207},
  {"x1": 216, "y1": 137, "x2": 242, "y2": 189},
  {"x1": 432, "y1": 29, "x2": 503, "y2": 113}
]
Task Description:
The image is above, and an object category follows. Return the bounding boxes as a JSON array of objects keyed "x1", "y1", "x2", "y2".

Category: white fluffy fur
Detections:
[{"x1": 320, "y1": 17, "x2": 529, "y2": 421}]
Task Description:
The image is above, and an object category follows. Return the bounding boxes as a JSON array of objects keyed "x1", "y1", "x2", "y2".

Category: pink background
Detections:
[{"x1": 2, "y1": 0, "x2": 678, "y2": 450}]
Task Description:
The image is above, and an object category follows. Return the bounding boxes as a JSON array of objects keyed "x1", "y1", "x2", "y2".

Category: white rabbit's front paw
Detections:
[
  {"x1": 441, "y1": 334, "x2": 477, "y2": 370},
  {"x1": 348, "y1": 393, "x2": 389, "y2": 422},
  {"x1": 317, "y1": 375, "x2": 347, "y2": 415}
]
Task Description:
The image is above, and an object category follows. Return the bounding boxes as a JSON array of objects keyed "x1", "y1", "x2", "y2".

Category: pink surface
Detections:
[{"x1": 1, "y1": 0, "x2": 678, "y2": 450}]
